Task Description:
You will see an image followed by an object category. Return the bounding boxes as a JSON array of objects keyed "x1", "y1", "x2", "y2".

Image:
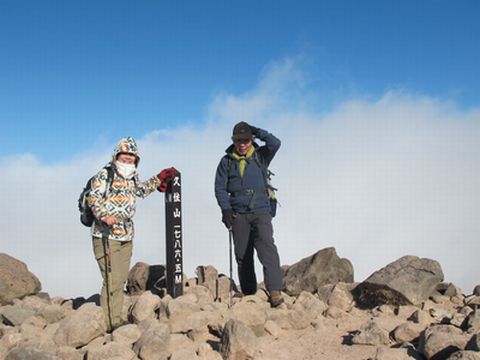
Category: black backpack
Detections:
[{"x1": 78, "y1": 165, "x2": 115, "y2": 227}]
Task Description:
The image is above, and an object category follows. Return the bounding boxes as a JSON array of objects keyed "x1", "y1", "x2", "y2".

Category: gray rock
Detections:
[
  {"x1": 168, "y1": 334, "x2": 195, "y2": 354},
  {"x1": 126, "y1": 262, "x2": 150, "y2": 295},
  {"x1": 133, "y1": 322, "x2": 170, "y2": 360},
  {"x1": 392, "y1": 322, "x2": 424, "y2": 343},
  {"x1": 291, "y1": 291, "x2": 327, "y2": 319},
  {"x1": 170, "y1": 309, "x2": 224, "y2": 334},
  {"x1": 130, "y1": 291, "x2": 160, "y2": 323},
  {"x1": 170, "y1": 348, "x2": 199, "y2": 360},
  {"x1": 264, "y1": 320, "x2": 282, "y2": 337},
  {"x1": 86, "y1": 342, "x2": 138, "y2": 360},
  {"x1": 283, "y1": 247, "x2": 353, "y2": 296},
  {"x1": 197, "y1": 342, "x2": 223, "y2": 360},
  {"x1": 352, "y1": 320, "x2": 390, "y2": 346},
  {"x1": 185, "y1": 285, "x2": 215, "y2": 307},
  {"x1": 40, "y1": 304, "x2": 66, "y2": 324},
  {"x1": 217, "y1": 276, "x2": 232, "y2": 304},
  {"x1": 220, "y1": 319, "x2": 257, "y2": 360},
  {"x1": 467, "y1": 333, "x2": 480, "y2": 351},
  {"x1": 419, "y1": 325, "x2": 470, "y2": 360},
  {"x1": 196, "y1": 266, "x2": 218, "y2": 299},
  {"x1": 53, "y1": 303, "x2": 106, "y2": 348},
  {"x1": 112, "y1": 324, "x2": 142, "y2": 347},
  {"x1": 327, "y1": 282, "x2": 355, "y2": 311},
  {"x1": 166, "y1": 295, "x2": 201, "y2": 321},
  {"x1": 466, "y1": 310, "x2": 480, "y2": 333},
  {"x1": 473, "y1": 286, "x2": 480, "y2": 297},
  {"x1": 408, "y1": 309, "x2": 431, "y2": 324},
  {"x1": 6, "y1": 346, "x2": 59, "y2": 360},
  {"x1": 231, "y1": 297, "x2": 267, "y2": 330},
  {"x1": 0, "y1": 254, "x2": 42, "y2": 305},
  {"x1": 267, "y1": 308, "x2": 311, "y2": 330},
  {"x1": 465, "y1": 296, "x2": 480, "y2": 308},
  {"x1": 0, "y1": 304, "x2": 36, "y2": 326},
  {"x1": 353, "y1": 255, "x2": 444, "y2": 308},
  {"x1": 374, "y1": 346, "x2": 421, "y2": 360},
  {"x1": 56, "y1": 346, "x2": 83, "y2": 360},
  {"x1": 446, "y1": 351, "x2": 480, "y2": 360}
]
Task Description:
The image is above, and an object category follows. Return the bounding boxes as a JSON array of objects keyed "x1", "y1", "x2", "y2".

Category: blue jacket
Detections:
[{"x1": 215, "y1": 128, "x2": 281, "y2": 214}]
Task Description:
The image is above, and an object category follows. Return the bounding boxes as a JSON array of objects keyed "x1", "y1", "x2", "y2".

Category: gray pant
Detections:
[{"x1": 232, "y1": 213, "x2": 283, "y2": 294}]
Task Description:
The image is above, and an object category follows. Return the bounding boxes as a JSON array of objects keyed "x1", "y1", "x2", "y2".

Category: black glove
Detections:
[
  {"x1": 249, "y1": 125, "x2": 259, "y2": 137},
  {"x1": 222, "y1": 209, "x2": 235, "y2": 230}
]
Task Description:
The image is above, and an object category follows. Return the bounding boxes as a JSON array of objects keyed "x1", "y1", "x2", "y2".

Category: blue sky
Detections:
[{"x1": 1, "y1": 0, "x2": 479, "y2": 161}]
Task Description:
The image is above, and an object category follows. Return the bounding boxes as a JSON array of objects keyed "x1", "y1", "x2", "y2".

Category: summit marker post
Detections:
[{"x1": 165, "y1": 170, "x2": 183, "y2": 298}]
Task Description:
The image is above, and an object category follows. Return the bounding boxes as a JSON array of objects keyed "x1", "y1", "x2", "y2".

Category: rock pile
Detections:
[{"x1": 0, "y1": 250, "x2": 479, "y2": 360}]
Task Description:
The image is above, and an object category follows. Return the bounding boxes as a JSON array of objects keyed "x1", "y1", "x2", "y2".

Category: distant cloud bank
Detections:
[{"x1": 2, "y1": 59, "x2": 479, "y2": 297}]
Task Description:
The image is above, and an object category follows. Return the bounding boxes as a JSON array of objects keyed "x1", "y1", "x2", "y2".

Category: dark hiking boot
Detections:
[{"x1": 269, "y1": 290, "x2": 284, "y2": 307}]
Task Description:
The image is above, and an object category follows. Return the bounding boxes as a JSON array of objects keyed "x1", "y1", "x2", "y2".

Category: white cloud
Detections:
[{"x1": 2, "y1": 59, "x2": 480, "y2": 298}]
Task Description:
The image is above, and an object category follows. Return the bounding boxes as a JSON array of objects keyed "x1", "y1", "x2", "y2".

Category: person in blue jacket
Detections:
[{"x1": 215, "y1": 122, "x2": 284, "y2": 307}]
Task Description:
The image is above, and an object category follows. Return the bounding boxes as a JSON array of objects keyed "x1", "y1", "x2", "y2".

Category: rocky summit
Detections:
[{"x1": 0, "y1": 249, "x2": 479, "y2": 360}]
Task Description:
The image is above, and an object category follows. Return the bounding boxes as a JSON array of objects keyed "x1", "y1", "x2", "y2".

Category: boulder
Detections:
[
  {"x1": 220, "y1": 319, "x2": 257, "y2": 360},
  {"x1": 231, "y1": 297, "x2": 267, "y2": 330},
  {"x1": 166, "y1": 295, "x2": 202, "y2": 326},
  {"x1": 112, "y1": 324, "x2": 142, "y2": 347},
  {"x1": 129, "y1": 291, "x2": 160, "y2": 323},
  {"x1": 169, "y1": 348, "x2": 199, "y2": 360},
  {"x1": 465, "y1": 310, "x2": 480, "y2": 333},
  {"x1": 197, "y1": 342, "x2": 223, "y2": 360},
  {"x1": 374, "y1": 346, "x2": 422, "y2": 360},
  {"x1": 126, "y1": 262, "x2": 150, "y2": 295},
  {"x1": 0, "y1": 254, "x2": 42, "y2": 305},
  {"x1": 283, "y1": 247, "x2": 353, "y2": 296},
  {"x1": 446, "y1": 351, "x2": 480, "y2": 360},
  {"x1": 392, "y1": 322, "x2": 424, "y2": 343},
  {"x1": 419, "y1": 325, "x2": 470, "y2": 360},
  {"x1": 133, "y1": 322, "x2": 170, "y2": 360},
  {"x1": 353, "y1": 255, "x2": 444, "y2": 308},
  {"x1": 196, "y1": 266, "x2": 218, "y2": 299},
  {"x1": 351, "y1": 320, "x2": 390, "y2": 346},
  {"x1": 291, "y1": 291, "x2": 327, "y2": 319},
  {"x1": 53, "y1": 303, "x2": 106, "y2": 348},
  {"x1": 5, "y1": 346, "x2": 59, "y2": 360},
  {"x1": 266, "y1": 308, "x2": 311, "y2": 330},
  {"x1": 86, "y1": 342, "x2": 137, "y2": 360},
  {"x1": 55, "y1": 346, "x2": 83, "y2": 360},
  {"x1": 473, "y1": 286, "x2": 480, "y2": 297},
  {"x1": 0, "y1": 304, "x2": 36, "y2": 326}
]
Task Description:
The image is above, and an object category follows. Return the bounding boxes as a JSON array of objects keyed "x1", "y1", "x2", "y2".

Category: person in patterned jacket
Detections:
[{"x1": 87, "y1": 137, "x2": 175, "y2": 331}]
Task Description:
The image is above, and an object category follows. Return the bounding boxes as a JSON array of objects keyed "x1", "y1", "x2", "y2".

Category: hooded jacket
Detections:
[
  {"x1": 87, "y1": 137, "x2": 161, "y2": 241},
  {"x1": 214, "y1": 127, "x2": 280, "y2": 214}
]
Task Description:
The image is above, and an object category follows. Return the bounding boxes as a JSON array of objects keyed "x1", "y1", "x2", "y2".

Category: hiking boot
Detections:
[{"x1": 269, "y1": 290, "x2": 284, "y2": 307}]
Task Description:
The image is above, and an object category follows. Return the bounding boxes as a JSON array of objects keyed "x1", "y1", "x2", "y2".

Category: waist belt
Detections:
[{"x1": 230, "y1": 188, "x2": 266, "y2": 197}]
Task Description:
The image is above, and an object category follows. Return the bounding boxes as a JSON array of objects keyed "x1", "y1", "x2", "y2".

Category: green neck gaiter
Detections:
[{"x1": 231, "y1": 146, "x2": 255, "y2": 177}]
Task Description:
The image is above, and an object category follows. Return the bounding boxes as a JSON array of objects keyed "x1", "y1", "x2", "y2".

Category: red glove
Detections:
[
  {"x1": 157, "y1": 167, "x2": 176, "y2": 192},
  {"x1": 157, "y1": 167, "x2": 176, "y2": 182}
]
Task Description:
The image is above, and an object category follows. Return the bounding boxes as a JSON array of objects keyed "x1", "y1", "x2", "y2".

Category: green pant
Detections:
[{"x1": 92, "y1": 237, "x2": 132, "y2": 331}]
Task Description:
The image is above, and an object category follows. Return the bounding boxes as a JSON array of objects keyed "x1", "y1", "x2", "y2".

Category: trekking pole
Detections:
[
  {"x1": 100, "y1": 223, "x2": 114, "y2": 331},
  {"x1": 228, "y1": 228, "x2": 233, "y2": 307}
]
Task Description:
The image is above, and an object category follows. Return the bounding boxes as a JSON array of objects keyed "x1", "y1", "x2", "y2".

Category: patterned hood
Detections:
[{"x1": 112, "y1": 137, "x2": 140, "y2": 165}]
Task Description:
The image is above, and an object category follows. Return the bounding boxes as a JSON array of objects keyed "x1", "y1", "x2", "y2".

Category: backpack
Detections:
[
  {"x1": 227, "y1": 151, "x2": 279, "y2": 217},
  {"x1": 78, "y1": 165, "x2": 115, "y2": 227}
]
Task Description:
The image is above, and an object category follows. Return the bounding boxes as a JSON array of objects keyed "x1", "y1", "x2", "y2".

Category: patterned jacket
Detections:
[{"x1": 87, "y1": 137, "x2": 161, "y2": 241}]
